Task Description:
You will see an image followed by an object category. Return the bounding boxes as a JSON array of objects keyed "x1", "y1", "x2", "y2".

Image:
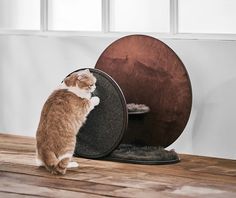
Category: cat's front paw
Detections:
[
  {"x1": 67, "y1": 161, "x2": 79, "y2": 168},
  {"x1": 91, "y1": 96, "x2": 100, "y2": 106}
]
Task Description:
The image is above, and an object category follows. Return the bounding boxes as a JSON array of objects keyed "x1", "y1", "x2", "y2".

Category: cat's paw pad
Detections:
[
  {"x1": 67, "y1": 161, "x2": 79, "y2": 168},
  {"x1": 91, "y1": 96, "x2": 100, "y2": 106}
]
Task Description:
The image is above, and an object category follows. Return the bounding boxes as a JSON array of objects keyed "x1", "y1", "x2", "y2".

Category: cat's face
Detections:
[{"x1": 64, "y1": 69, "x2": 97, "y2": 93}]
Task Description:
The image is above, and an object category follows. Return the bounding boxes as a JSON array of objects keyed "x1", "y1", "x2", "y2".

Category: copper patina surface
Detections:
[{"x1": 96, "y1": 35, "x2": 192, "y2": 147}]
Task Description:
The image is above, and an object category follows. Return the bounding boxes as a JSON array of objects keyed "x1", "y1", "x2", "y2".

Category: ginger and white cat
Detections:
[{"x1": 36, "y1": 69, "x2": 99, "y2": 174}]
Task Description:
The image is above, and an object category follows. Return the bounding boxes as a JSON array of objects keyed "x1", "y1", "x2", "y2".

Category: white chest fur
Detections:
[{"x1": 57, "y1": 83, "x2": 91, "y2": 99}]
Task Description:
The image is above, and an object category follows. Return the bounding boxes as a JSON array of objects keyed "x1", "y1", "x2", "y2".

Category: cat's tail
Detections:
[{"x1": 43, "y1": 151, "x2": 69, "y2": 175}]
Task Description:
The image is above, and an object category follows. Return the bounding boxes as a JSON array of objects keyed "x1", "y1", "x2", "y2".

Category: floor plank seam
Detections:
[{"x1": 0, "y1": 190, "x2": 48, "y2": 198}]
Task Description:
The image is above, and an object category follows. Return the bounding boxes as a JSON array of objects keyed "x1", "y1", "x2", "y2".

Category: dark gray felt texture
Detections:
[
  {"x1": 73, "y1": 69, "x2": 128, "y2": 158},
  {"x1": 106, "y1": 144, "x2": 180, "y2": 164}
]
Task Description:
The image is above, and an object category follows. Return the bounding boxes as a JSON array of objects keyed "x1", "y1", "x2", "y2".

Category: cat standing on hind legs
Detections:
[{"x1": 36, "y1": 69, "x2": 100, "y2": 175}]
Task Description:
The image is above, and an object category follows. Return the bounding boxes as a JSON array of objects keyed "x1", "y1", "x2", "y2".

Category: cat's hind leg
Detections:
[
  {"x1": 53, "y1": 152, "x2": 78, "y2": 174},
  {"x1": 36, "y1": 157, "x2": 44, "y2": 167},
  {"x1": 42, "y1": 151, "x2": 59, "y2": 173},
  {"x1": 53, "y1": 157, "x2": 70, "y2": 175},
  {"x1": 58, "y1": 152, "x2": 79, "y2": 168},
  {"x1": 35, "y1": 149, "x2": 45, "y2": 167}
]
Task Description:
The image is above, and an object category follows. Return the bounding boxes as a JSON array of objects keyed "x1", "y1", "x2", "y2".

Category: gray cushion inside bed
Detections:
[
  {"x1": 106, "y1": 144, "x2": 180, "y2": 164},
  {"x1": 74, "y1": 69, "x2": 128, "y2": 158}
]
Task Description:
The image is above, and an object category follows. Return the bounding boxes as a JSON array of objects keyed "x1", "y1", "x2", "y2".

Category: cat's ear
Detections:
[
  {"x1": 77, "y1": 69, "x2": 90, "y2": 80},
  {"x1": 84, "y1": 69, "x2": 90, "y2": 74}
]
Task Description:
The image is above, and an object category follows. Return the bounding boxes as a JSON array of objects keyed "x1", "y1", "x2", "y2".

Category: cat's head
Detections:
[{"x1": 64, "y1": 69, "x2": 97, "y2": 92}]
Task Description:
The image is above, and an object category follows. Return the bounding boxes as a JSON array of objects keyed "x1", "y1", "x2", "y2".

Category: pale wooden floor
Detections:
[{"x1": 0, "y1": 133, "x2": 236, "y2": 198}]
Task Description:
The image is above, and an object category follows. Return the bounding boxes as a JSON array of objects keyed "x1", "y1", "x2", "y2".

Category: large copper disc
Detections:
[{"x1": 95, "y1": 35, "x2": 192, "y2": 148}]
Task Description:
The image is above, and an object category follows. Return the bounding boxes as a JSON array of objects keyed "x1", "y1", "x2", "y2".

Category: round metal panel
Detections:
[
  {"x1": 95, "y1": 35, "x2": 192, "y2": 148},
  {"x1": 66, "y1": 68, "x2": 128, "y2": 158}
]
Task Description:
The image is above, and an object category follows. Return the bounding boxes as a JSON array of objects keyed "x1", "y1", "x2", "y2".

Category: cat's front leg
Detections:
[
  {"x1": 90, "y1": 96, "x2": 100, "y2": 107},
  {"x1": 89, "y1": 96, "x2": 100, "y2": 111}
]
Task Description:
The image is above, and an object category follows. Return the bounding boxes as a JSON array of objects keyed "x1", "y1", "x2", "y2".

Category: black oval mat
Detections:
[{"x1": 65, "y1": 68, "x2": 128, "y2": 159}]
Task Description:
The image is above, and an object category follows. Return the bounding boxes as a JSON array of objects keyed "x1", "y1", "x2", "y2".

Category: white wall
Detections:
[{"x1": 0, "y1": 35, "x2": 236, "y2": 160}]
